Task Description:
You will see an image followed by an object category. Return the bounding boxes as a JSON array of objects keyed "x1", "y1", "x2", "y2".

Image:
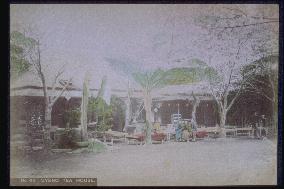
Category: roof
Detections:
[{"x1": 10, "y1": 65, "x2": 212, "y2": 100}]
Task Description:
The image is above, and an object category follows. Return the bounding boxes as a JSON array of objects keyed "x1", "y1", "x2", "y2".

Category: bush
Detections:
[
  {"x1": 63, "y1": 108, "x2": 81, "y2": 128},
  {"x1": 87, "y1": 140, "x2": 107, "y2": 153},
  {"x1": 96, "y1": 123, "x2": 113, "y2": 132},
  {"x1": 71, "y1": 140, "x2": 107, "y2": 154},
  {"x1": 55, "y1": 129, "x2": 78, "y2": 149}
]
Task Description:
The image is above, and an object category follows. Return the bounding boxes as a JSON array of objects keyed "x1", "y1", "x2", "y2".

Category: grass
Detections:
[{"x1": 71, "y1": 140, "x2": 107, "y2": 154}]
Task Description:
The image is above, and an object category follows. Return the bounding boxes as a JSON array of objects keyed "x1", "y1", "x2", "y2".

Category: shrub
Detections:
[
  {"x1": 87, "y1": 140, "x2": 107, "y2": 153},
  {"x1": 55, "y1": 129, "x2": 78, "y2": 149},
  {"x1": 63, "y1": 108, "x2": 81, "y2": 128}
]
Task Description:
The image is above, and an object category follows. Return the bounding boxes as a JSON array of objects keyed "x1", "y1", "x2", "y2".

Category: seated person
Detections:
[{"x1": 153, "y1": 122, "x2": 161, "y2": 131}]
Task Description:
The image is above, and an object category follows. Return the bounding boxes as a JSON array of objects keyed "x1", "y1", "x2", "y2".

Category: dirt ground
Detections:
[{"x1": 10, "y1": 138, "x2": 277, "y2": 186}]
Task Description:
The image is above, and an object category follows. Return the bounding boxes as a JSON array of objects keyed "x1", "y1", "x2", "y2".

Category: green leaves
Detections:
[
  {"x1": 107, "y1": 56, "x2": 219, "y2": 92},
  {"x1": 88, "y1": 96, "x2": 113, "y2": 132},
  {"x1": 165, "y1": 67, "x2": 199, "y2": 85},
  {"x1": 63, "y1": 108, "x2": 81, "y2": 128},
  {"x1": 10, "y1": 31, "x2": 37, "y2": 49},
  {"x1": 150, "y1": 66, "x2": 218, "y2": 86},
  {"x1": 132, "y1": 64, "x2": 220, "y2": 91},
  {"x1": 132, "y1": 69, "x2": 169, "y2": 91},
  {"x1": 10, "y1": 31, "x2": 36, "y2": 80}
]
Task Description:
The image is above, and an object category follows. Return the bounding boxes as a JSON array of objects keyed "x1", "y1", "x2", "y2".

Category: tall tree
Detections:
[
  {"x1": 16, "y1": 30, "x2": 72, "y2": 144},
  {"x1": 123, "y1": 80, "x2": 132, "y2": 131},
  {"x1": 107, "y1": 56, "x2": 217, "y2": 142},
  {"x1": 208, "y1": 61, "x2": 248, "y2": 133},
  {"x1": 88, "y1": 76, "x2": 113, "y2": 133},
  {"x1": 242, "y1": 55, "x2": 278, "y2": 136},
  {"x1": 132, "y1": 69, "x2": 169, "y2": 144},
  {"x1": 194, "y1": 5, "x2": 278, "y2": 134},
  {"x1": 191, "y1": 92, "x2": 200, "y2": 130},
  {"x1": 106, "y1": 58, "x2": 140, "y2": 131},
  {"x1": 81, "y1": 72, "x2": 90, "y2": 141}
]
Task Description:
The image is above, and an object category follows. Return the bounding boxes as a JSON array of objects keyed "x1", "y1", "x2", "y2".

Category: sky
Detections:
[{"x1": 10, "y1": 4, "x2": 279, "y2": 90}]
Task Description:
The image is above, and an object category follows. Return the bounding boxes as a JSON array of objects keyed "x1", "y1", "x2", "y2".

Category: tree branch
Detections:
[
  {"x1": 209, "y1": 84, "x2": 224, "y2": 111},
  {"x1": 243, "y1": 88, "x2": 273, "y2": 102},
  {"x1": 50, "y1": 78, "x2": 72, "y2": 106},
  {"x1": 213, "y1": 20, "x2": 278, "y2": 30},
  {"x1": 222, "y1": 7, "x2": 247, "y2": 17},
  {"x1": 226, "y1": 75, "x2": 247, "y2": 111},
  {"x1": 51, "y1": 67, "x2": 65, "y2": 94},
  {"x1": 223, "y1": 65, "x2": 234, "y2": 97},
  {"x1": 250, "y1": 77, "x2": 272, "y2": 88}
]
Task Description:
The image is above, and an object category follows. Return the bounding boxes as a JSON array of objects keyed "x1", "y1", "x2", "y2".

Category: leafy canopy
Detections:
[
  {"x1": 107, "y1": 57, "x2": 219, "y2": 91},
  {"x1": 132, "y1": 63, "x2": 218, "y2": 91},
  {"x1": 10, "y1": 31, "x2": 36, "y2": 80},
  {"x1": 132, "y1": 69, "x2": 169, "y2": 92}
]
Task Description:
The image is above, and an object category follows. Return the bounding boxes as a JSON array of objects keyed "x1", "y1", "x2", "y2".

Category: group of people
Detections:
[{"x1": 174, "y1": 120, "x2": 197, "y2": 142}]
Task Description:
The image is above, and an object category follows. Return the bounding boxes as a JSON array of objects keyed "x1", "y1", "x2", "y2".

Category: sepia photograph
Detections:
[{"x1": 10, "y1": 4, "x2": 279, "y2": 186}]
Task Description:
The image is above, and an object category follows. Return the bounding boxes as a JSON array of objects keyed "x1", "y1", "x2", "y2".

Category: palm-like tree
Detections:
[
  {"x1": 106, "y1": 57, "x2": 216, "y2": 144},
  {"x1": 132, "y1": 69, "x2": 169, "y2": 144}
]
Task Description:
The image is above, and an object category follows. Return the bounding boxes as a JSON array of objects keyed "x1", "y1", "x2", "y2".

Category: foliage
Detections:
[
  {"x1": 97, "y1": 76, "x2": 107, "y2": 98},
  {"x1": 243, "y1": 55, "x2": 278, "y2": 75},
  {"x1": 87, "y1": 76, "x2": 115, "y2": 132},
  {"x1": 80, "y1": 73, "x2": 90, "y2": 141},
  {"x1": 131, "y1": 61, "x2": 218, "y2": 143},
  {"x1": 241, "y1": 55, "x2": 278, "y2": 136},
  {"x1": 71, "y1": 140, "x2": 107, "y2": 153},
  {"x1": 132, "y1": 59, "x2": 218, "y2": 88},
  {"x1": 165, "y1": 66, "x2": 218, "y2": 85},
  {"x1": 63, "y1": 108, "x2": 81, "y2": 128},
  {"x1": 110, "y1": 96, "x2": 126, "y2": 131},
  {"x1": 87, "y1": 140, "x2": 107, "y2": 153},
  {"x1": 132, "y1": 69, "x2": 169, "y2": 91},
  {"x1": 10, "y1": 31, "x2": 34, "y2": 80},
  {"x1": 10, "y1": 31, "x2": 37, "y2": 47},
  {"x1": 56, "y1": 129, "x2": 78, "y2": 149},
  {"x1": 242, "y1": 55, "x2": 278, "y2": 101},
  {"x1": 88, "y1": 96, "x2": 113, "y2": 132},
  {"x1": 132, "y1": 69, "x2": 170, "y2": 144}
]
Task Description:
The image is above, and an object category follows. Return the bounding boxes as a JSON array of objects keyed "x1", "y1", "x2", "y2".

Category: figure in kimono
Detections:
[{"x1": 175, "y1": 121, "x2": 183, "y2": 141}]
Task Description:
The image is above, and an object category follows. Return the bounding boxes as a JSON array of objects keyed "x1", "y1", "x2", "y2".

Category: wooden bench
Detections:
[
  {"x1": 125, "y1": 135, "x2": 143, "y2": 145},
  {"x1": 235, "y1": 127, "x2": 253, "y2": 136},
  {"x1": 223, "y1": 126, "x2": 236, "y2": 137}
]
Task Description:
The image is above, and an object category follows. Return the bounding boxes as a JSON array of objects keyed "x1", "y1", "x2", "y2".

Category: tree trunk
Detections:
[
  {"x1": 41, "y1": 69, "x2": 52, "y2": 144},
  {"x1": 144, "y1": 90, "x2": 152, "y2": 144},
  {"x1": 191, "y1": 92, "x2": 200, "y2": 129},
  {"x1": 44, "y1": 104, "x2": 52, "y2": 137},
  {"x1": 219, "y1": 109, "x2": 227, "y2": 137},
  {"x1": 80, "y1": 74, "x2": 89, "y2": 141},
  {"x1": 271, "y1": 95, "x2": 278, "y2": 138},
  {"x1": 42, "y1": 102, "x2": 53, "y2": 150},
  {"x1": 123, "y1": 98, "x2": 131, "y2": 132}
]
